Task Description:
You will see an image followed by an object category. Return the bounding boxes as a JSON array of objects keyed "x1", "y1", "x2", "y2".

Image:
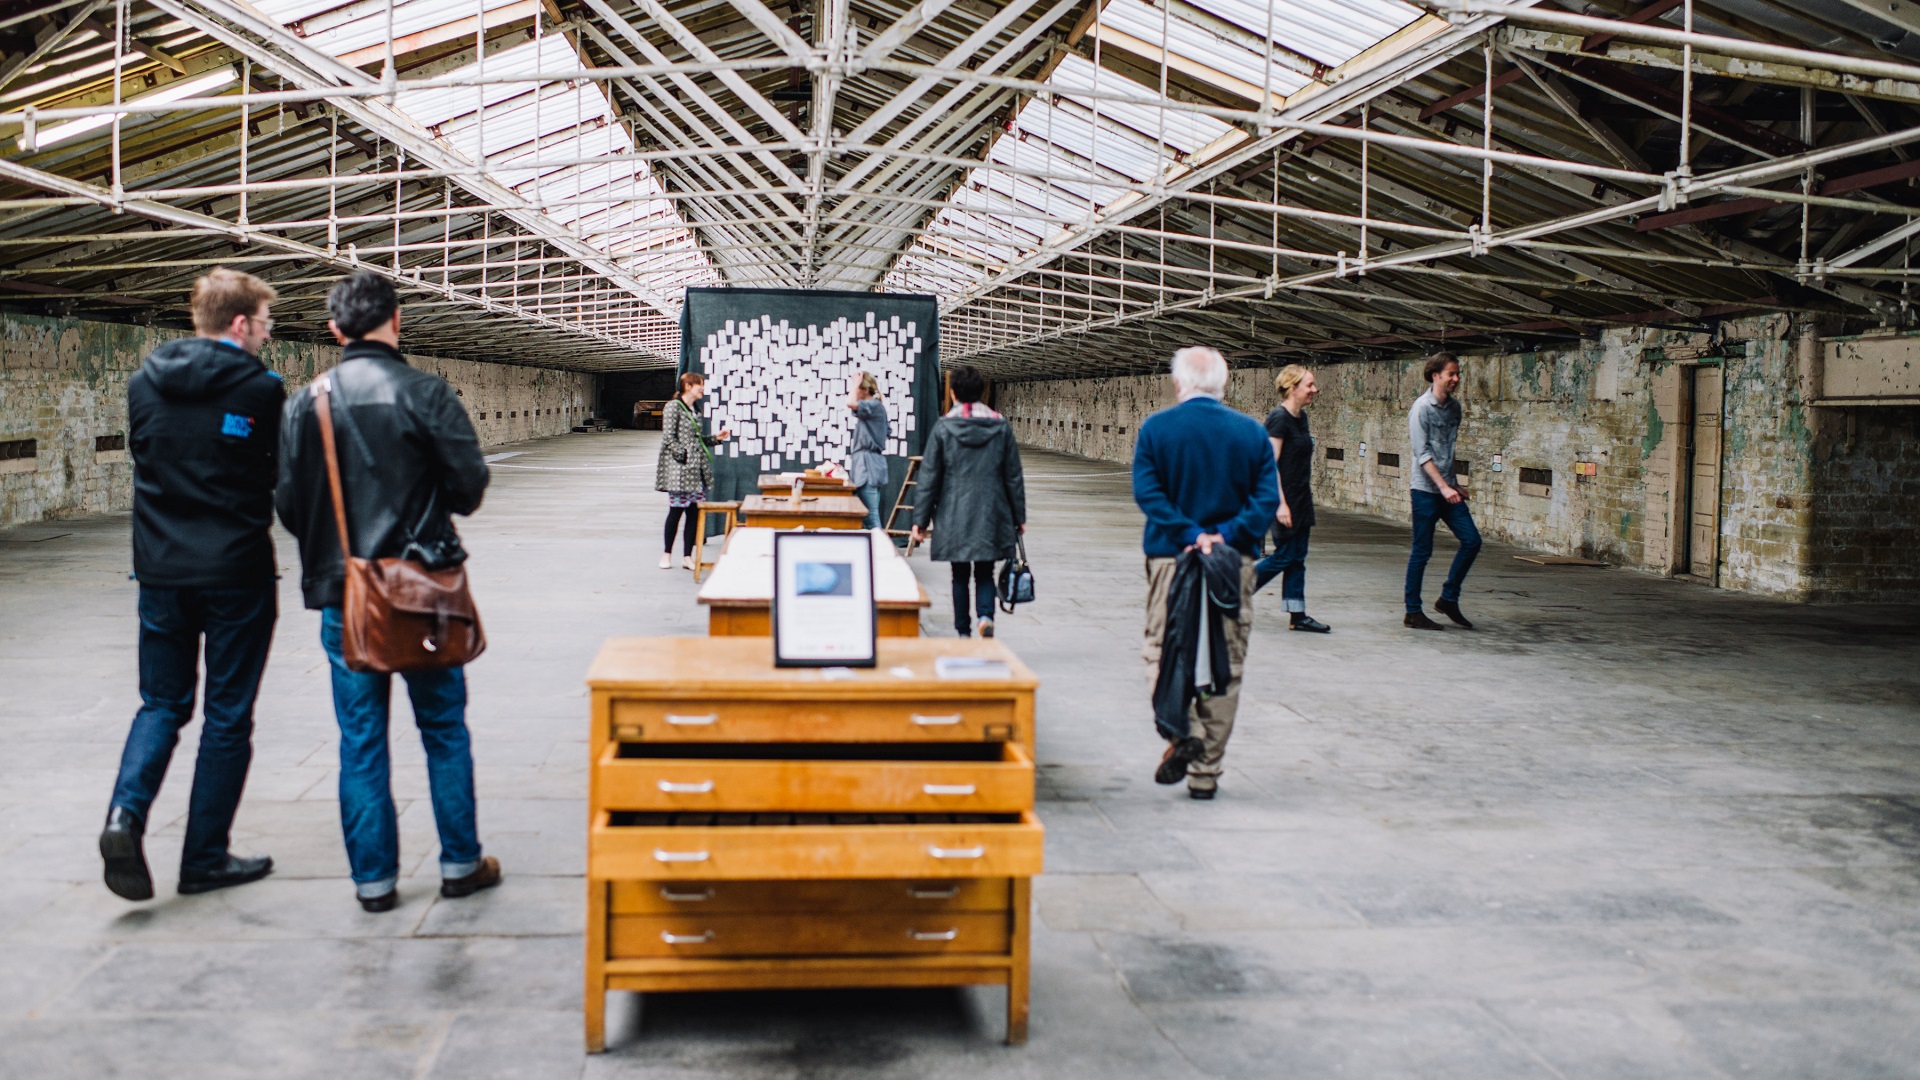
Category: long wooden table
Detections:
[
  {"x1": 737, "y1": 493, "x2": 869, "y2": 531},
  {"x1": 698, "y1": 528, "x2": 928, "y2": 636},
  {"x1": 757, "y1": 472, "x2": 851, "y2": 495},
  {"x1": 584, "y1": 637, "x2": 1042, "y2": 1051}
]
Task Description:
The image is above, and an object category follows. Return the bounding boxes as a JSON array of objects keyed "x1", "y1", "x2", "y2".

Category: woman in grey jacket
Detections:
[
  {"x1": 655, "y1": 372, "x2": 730, "y2": 569},
  {"x1": 845, "y1": 371, "x2": 890, "y2": 529},
  {"x1": 909, "y1": 366, "x2": 1027, "y2": 637}
]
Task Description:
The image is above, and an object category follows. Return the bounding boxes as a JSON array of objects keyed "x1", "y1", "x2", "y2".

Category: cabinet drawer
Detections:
[
  {"x1": 597, "y1": 741, "x2": 1032, "y2": 812},
  {"x1": 590, "y1": 809, "x2": 1044, "y2": 880},
  {"x1": 608, "y1": 698, "x2": 1018, "y2": 743},
  {"x1": 610, "y1": 878, "x2": 1011, "y2": 915},
  {"x1": 609, "y1": 911, "x2": 1010, "y2": 958}
]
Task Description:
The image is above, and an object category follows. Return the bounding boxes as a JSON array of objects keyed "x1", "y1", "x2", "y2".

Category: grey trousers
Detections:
[{"x1": 1142, "y1": 554, "x2": 1256, "y2": 790}]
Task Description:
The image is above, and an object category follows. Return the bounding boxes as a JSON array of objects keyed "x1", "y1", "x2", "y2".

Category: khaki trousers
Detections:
[{"x1": 1142, "y1": 555, "x2": 1256, "y2": 790}]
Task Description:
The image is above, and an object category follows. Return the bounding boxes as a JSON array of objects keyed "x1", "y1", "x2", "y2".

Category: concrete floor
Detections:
[{"x1": 3, "y1": 429, "x2": 1919, "y2": 1079}]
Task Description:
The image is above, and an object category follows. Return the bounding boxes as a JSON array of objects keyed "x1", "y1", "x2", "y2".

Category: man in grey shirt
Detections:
[{"x1": 1404, "y1": 353, "x2": 1482, "y2": 630}]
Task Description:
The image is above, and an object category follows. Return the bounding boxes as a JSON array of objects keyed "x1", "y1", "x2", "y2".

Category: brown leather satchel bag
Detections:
[{"x1": 313, "y1": 377, "x2": 486, "y2": 674}]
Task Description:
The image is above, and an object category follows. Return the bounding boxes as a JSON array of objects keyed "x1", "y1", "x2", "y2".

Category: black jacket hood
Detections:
[
  {"x1": 143, "y1": 336, "x2": 266, "y2": 402},
  {"x1": 942, "y1": 415, "x2": 1006, "y2": 449}
]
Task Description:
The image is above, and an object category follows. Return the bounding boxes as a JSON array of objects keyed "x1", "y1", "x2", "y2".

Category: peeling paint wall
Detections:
[
  {"x1": 0, "y1": 312, "x2": 596, "y2": 528},
  {"x1": 997, "y1": 316, "x2": 1920, "y2": 603}
]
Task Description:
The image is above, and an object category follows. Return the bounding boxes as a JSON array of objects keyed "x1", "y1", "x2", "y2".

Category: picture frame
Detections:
[{"x1": 773, "y1": 530, "x2": 877, "y2": 667}]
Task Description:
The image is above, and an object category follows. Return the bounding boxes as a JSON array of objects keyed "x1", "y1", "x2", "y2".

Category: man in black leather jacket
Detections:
[{"x1": 277, "y1": 272, "x2": 498, "y2": 912}]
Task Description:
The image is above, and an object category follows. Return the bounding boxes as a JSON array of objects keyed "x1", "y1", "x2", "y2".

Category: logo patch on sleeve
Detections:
[{"x1": 221, "y1": 413, "x2": 254, "y2": 438}]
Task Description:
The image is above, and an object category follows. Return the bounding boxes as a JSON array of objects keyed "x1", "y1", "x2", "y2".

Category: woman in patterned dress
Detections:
[{"x1": 656, "y1": 372, "x2": 730, "y2": 569}]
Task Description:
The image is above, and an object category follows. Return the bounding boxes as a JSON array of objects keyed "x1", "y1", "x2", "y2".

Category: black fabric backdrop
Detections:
[{"x1": 678, "y1": 287, "x2": 942, "y2": 519}]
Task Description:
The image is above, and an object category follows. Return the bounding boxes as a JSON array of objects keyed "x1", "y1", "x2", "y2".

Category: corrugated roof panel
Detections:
[
  {"x1": 1186, "y1": 0, "x2": 1422, "y2": 66},
  {"x1": 1099, "y1": 0, "x2": 1313, "y2": 93},
  {"x1": 1049, "y1": 57, "x2": 1234, "y2": 153},
  {"x1": 264, "y1": 0, "x2": 529, "y2": 59}
]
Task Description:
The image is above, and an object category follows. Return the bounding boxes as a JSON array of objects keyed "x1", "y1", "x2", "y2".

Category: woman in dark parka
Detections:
[{"x1": 909, "y1": 366, "x2": 1027, "y2": 638}]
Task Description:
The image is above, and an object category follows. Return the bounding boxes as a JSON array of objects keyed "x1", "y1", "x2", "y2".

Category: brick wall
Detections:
[
  {"x1": 0, "y1": 311, "x2": 596, "y2": 528},
  {"x1": 995, "y1": 316, "x2": 1920, "y2": 603},
  {"x1": 1806, "y1": 405, "x2": 1920, "y2": 601}
]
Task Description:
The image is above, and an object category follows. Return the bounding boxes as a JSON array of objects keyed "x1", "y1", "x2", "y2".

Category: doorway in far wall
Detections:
[{"x1": 1679, "y1": 364, "x2": 1725, "y2": 584}]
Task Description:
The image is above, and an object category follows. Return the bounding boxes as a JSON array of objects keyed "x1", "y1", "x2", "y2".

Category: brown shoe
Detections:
[
  {"x1": 1404, "y1": 611, "x2": 1445, "y2": 631},
  {"x1": 1155, "y1": 737, "x2": 1205, "y2": 785},
  {"x1": 441, "y1": 856, "x2": 502, "y2": 899},
  {"x1": 1434, "y1": 599, "x2": 1474, "y2": 629}
]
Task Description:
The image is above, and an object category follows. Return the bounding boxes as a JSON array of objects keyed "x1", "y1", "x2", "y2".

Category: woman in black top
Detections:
[{"x1": 1255, "y1": 365, "x2": 1330, "y2": 632}]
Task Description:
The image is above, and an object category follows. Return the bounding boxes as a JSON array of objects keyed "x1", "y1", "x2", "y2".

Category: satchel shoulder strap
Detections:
[{"x1": 311, "y1": 376, "x2": 354, "y2": 560}]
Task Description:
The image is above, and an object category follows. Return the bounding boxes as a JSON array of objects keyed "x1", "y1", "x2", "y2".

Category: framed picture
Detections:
[{"x1": 773, "y1": 530, "x2": 877, "y2": 667}]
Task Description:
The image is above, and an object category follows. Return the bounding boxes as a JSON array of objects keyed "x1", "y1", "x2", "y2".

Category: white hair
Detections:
[{"x1": 1170, "y1": 346, "x2": 1228, "y2": 398}]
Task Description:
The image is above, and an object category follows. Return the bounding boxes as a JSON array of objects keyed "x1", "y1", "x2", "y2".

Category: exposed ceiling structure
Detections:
[{"x1": 4, "y1": 0, "x2": 1920, "y2": 375}]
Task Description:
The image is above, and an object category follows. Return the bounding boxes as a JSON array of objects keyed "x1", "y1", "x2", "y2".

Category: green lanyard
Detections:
[{"x1": 678, "y1": 399, "x2": 713, "y2": 467}]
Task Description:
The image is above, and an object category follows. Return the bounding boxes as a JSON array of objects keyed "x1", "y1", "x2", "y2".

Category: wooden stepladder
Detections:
[{"x1": 884, "y1": 456, "x2": 923, "y2": 554}]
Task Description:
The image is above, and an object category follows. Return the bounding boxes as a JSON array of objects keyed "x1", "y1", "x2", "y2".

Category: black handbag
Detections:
[{"x1": 997, "y1": 536, "x2": 1035, "y2": 614}]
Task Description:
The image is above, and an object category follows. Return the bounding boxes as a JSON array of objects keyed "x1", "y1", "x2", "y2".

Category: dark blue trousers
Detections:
[
  {"x1": 1254, "y1": 526, "x2": 1310, "y2": 612},
  {"x1": 110, "y1": 585, "x2": 277, "y2": 874},
  {"x1": 950, "y1": 560, "x2": 996, "y2": 635},
  {"x1": 320, "y1": 607, "x2": 481, "y2": 898},
  {"x1": 1406, "y1": 490, "x2": 1482, "y2": 612}
]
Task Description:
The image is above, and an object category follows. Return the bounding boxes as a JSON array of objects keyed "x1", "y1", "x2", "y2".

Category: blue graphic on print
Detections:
[
  {"x1": 221, "y1": 413, "x2": 254, "y2": 438},
  {"x1": 795, "y1": 562, "x2": 854, "y2": 597}
]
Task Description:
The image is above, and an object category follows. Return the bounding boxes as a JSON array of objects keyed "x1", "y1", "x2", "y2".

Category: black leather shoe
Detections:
[
  {"x1": 1188, "y1": 786, "x2": 1217, "y2": 801},
  {"x1": 359, "y1": 890, "x2": 398, "y2": 913},
  {"x1": 99, "y1": 806, "x2": 153, "y2": 902},
  {"x1": 1290, "y1": 614, "x2": 1331, "y2": 633},
  {"x1": 1404, "y1": 611, "x2": 1445, "y2": 631},
  {"x1": 1155, "y1": 737, "x2": 1205, "y2": 785},
  {"x1": 441, "y1": 855, "x2": 503, "y2": 899},
  {"x1": 178, "y1": 854, "x2": 273, "y2": 895},
  {"x1": 1435, "y1": 599, "x2": 1474, "y2": 629}
]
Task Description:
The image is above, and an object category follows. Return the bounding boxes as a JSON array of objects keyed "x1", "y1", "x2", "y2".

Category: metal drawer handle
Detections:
[
  {"x1": 922, "y1": 784, "x2": 976, "y2": 796},
  {"x1": 659, "y1": 887, "x2": 714, "y2": 902},
  {"x1": 665, "y1": 713, "x2": 718, "y2": 726},
  {"x1": 911, "y1": 713, "x2": 963, "y2": 726},
  {"x1": 658, "y1": 779, "x2": 715, "y2": 793},
  {"x1": 652, "y1": 849, "x2": 710, "y2": 863},
  {"x1": 909, "y1": 886, "x2": 960, "y2": 899},
  {"x1": 910, "y1": 928, "x2": 960, "y2": 941},
  {"x1": 927, "y1": 845, "x2": 985, "y2": 859},
  {"x1": 661, "y1": 930, "x2": 714, "y2": 944}
]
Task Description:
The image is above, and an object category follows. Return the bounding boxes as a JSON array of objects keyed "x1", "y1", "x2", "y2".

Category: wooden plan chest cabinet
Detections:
[{"x1": 584, "y1": 637, "x2": 1042, "y2": 1051}]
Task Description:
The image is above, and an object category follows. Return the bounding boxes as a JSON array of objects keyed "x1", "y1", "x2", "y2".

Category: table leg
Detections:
[
  {"x1": 1007, "y1": 876, "x2": 1031, "y2": 1045},
  {"x1": 585, "y1": 878, "x2": 607, "y2": 1052}
]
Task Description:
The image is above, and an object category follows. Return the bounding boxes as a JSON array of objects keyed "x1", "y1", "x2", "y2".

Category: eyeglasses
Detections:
[{"x1": 249, "y1": 314, "x2": 274, "y2": 335}]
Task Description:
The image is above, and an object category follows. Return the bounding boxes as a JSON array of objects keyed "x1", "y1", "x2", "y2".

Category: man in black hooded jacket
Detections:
[{"x1": 100, "y1": 268, "x2": 285, "y2": 902}]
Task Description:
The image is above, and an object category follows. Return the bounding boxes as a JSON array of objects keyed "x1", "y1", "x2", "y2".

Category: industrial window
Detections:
[
  {"x1": 1325, "y1": 447, "x2": 1345, "y2": 461},
  {"x1": 510, "y1": 411, "x2": 517, "y2": 418},
  {"x1": 0, "y1": 438, "x2": 36, "y2": 459},
  {"x1": 1455, "y1": 459, "x2": 1471, "y2": 475},
  {"x1": 94, "y1": 434, "x2": 125, "y2": 452},
  {"x1": 495, "y1": 412, "x2": 503, "y2": 419},
  {"x1": 1377, "y1": 452, "x2": 1401, "y2": 468},
  {"x1": 1519, "y1": 467, "x2": 1552, "y2": 486}
]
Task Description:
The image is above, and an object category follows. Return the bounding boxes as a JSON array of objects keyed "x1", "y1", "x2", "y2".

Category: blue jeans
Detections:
[
  {"x1": 950, "y1": 560, "x2": 997, "y2": 635},
  {"x1": 1254, "y1": 527, "x2": 1310, "y2": 612},
  {"x1": 1406, "y1": 490, "x2": 1482, "y2": 612},
  {"x1": 855, "y1": 481, "x2": 884, "y2": 530},
  {"x1": 320, "y1": 607, "x2": 481, "y2": 898},
  {"x1": 111, "y1": 585, "x2": 276, "y2": 874}
]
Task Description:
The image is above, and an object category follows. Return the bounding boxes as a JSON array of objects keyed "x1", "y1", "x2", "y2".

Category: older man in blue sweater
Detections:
[{"x1": 1133, "y1": 347, "x2": 1279, "y2": 799}]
